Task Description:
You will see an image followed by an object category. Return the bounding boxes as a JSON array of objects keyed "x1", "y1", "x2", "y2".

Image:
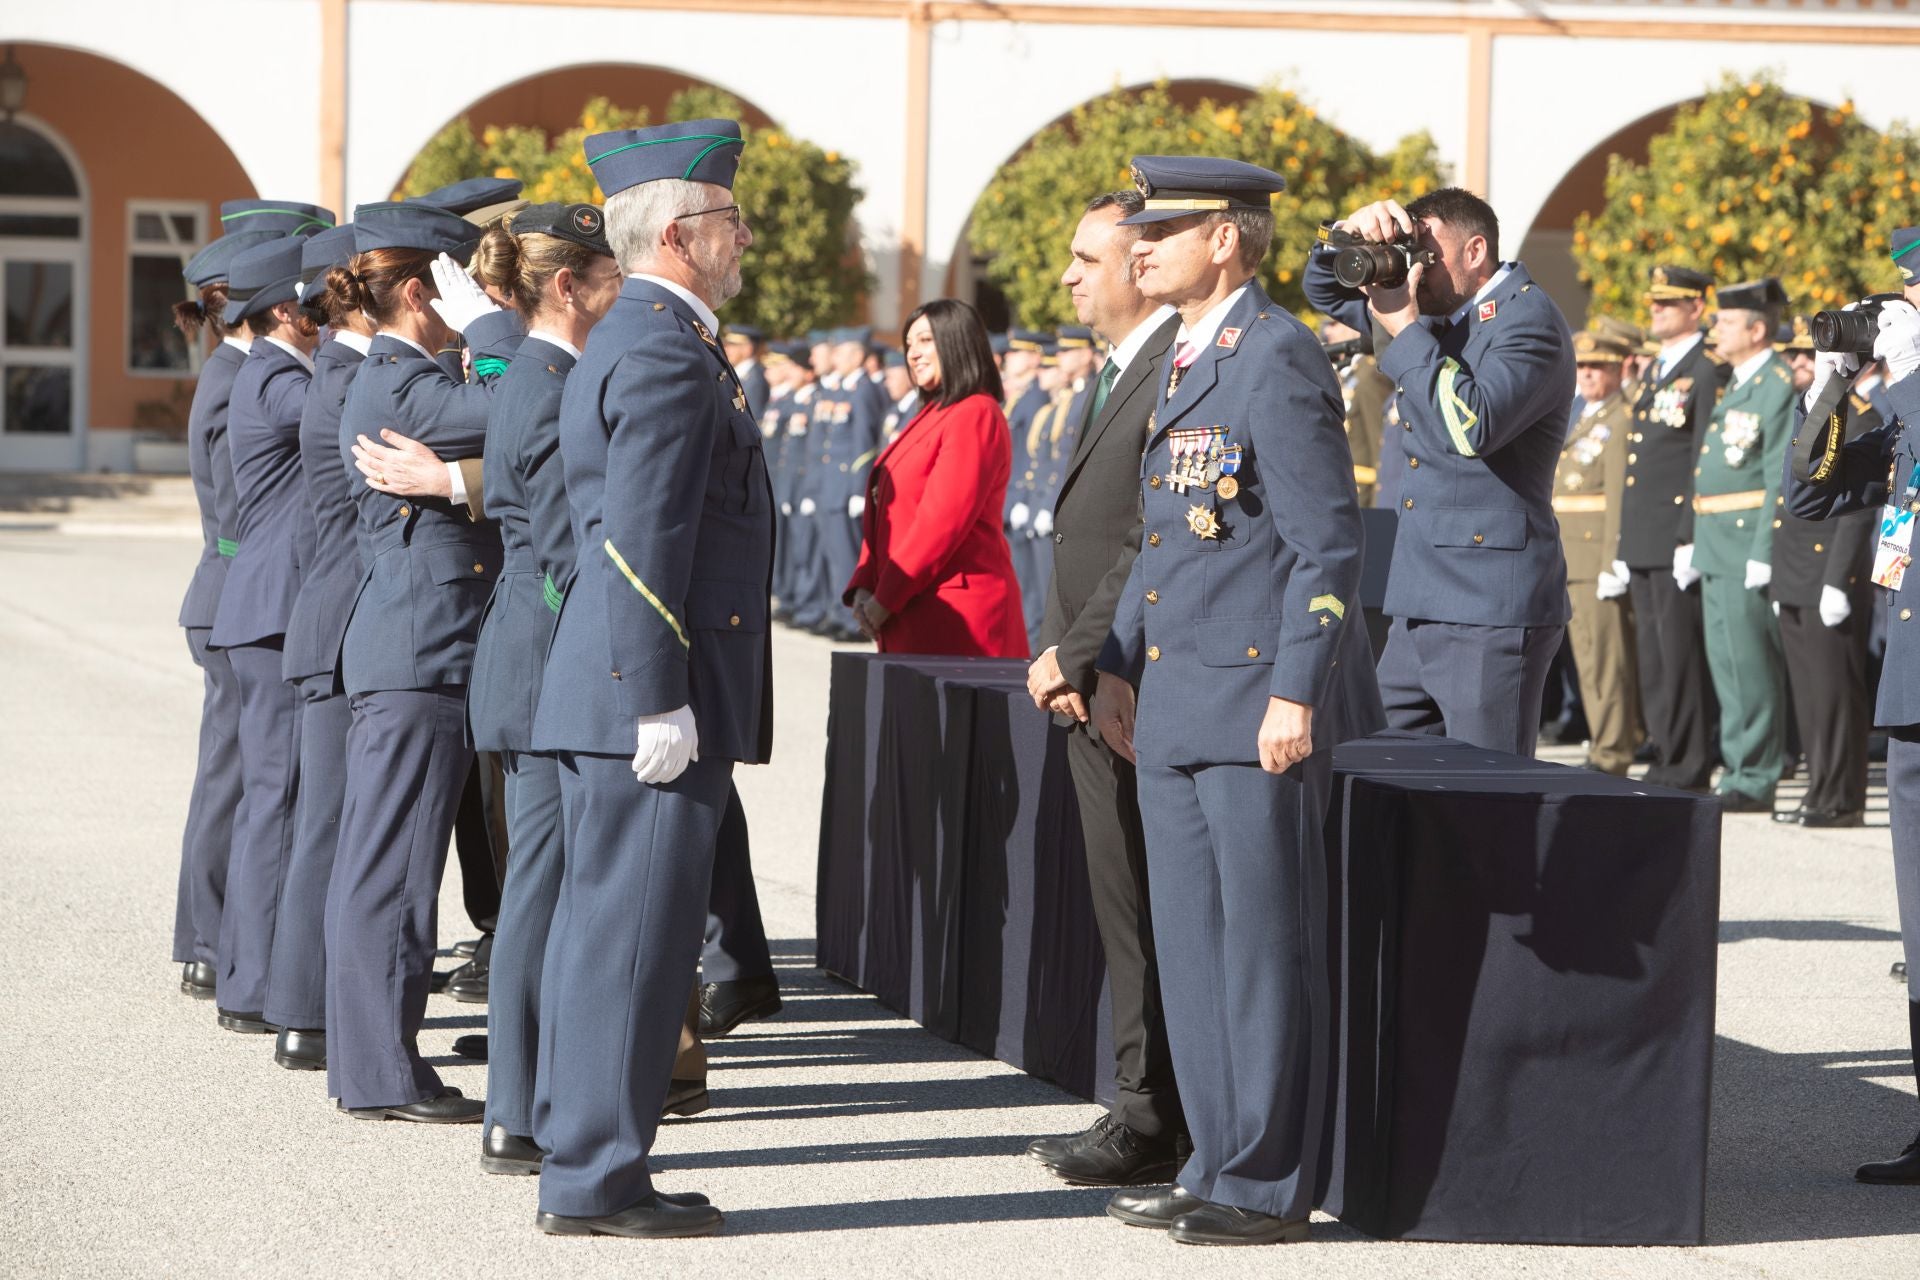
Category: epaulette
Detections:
[
  {"x1": 1772, "y1": 365, "x2": 1790, "y2": 383},
  {"x1": 1849, "y1": 393, "x2": 1872, "y2": 414}
]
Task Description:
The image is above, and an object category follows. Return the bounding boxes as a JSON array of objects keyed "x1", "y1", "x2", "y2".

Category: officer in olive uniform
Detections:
[
  {"x1": 1555, "y1": 329, "x2": 1643, "y2": 774},
  {"x1": 1615, "y1": 266, "x2": 1728, "y2": 791},
  {"x1": 1693, "y1": 278, "x2": 1795, "y2": 811},
  {"x1": 1783, "y1": 225, "x2": 1920, "y2": 1182},
  {"x1": 1323, "y1": 320, "x2": 1388, "y2": 506},
  {"x1": 1772, "y1": 317, "x2": 1877, "y2": 826}
]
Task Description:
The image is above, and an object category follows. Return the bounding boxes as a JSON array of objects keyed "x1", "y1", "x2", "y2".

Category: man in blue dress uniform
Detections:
[
  {"x1": 1304, "y1": 189, "x2": 1575, "y2": 754},
  {"x1": 1093, "y1": 156, "x2": 1383, "y2": 1245},
  {"x1": 529, "y1": 119, "x2": 772, "y2": 1238},
  {"x1": 1784, "y1": 226, "x2": 1920, "y2": 1183}
]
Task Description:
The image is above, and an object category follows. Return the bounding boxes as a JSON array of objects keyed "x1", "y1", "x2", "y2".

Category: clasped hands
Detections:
[{"x1": 848, "y1": 588, "x2": 892, "y2": 641}]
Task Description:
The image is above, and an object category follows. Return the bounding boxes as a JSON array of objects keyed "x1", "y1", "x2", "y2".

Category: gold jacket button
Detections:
[
  {"x1": 1147, "y1": 645, "x2": 1161, "y2": 661},
  {"x1": 1147, "y1": 532, "x2": 1160, "y2": 547},
  {"x1": 1735, "y1": 518, "x2": 1745, "y2": 528},
  {"x1": 1814, "y1": 543, "x2": 1824, "y2": 553},
  {"x1": 1473, "y1": 533, "x2": 1484, "y2": 545},
  {"x1": 398, "y1": 505, "x2": 410, "y2": 517},
  {"x1": 1626, "y1": 476, "x2": 1636, "y2": 486},
  {"x1": 1145, "y1": 590, "x2": 1159, "y2": 605},
  {"x1": 1773, "y1": 519, "x2": 1782, "y2": 529},
  {"x1": 730, "y1": 614, "x2": 741, "y2": 626},
  {"x1": 653, "y1": 303, "x2": 666, "y2": 311},
  {"x1": 1403, "y1": 497, "x2": 1414, "y2": 510},
  {"x1": 1149, "y1": 476, "x2": 1162, "y2": 489},
  {"x1": 1628, "y1": 453, "x2": 1637, "y2": 464},
  {"x1": 473, "y1": 563, "x2": 485, "y2": 573},
  {"x1": 1904, "y1": 609, "x2": 1913, "y2": 622},
  {"x1": 1246, "y1": 646, "x2": 1260, "y2": 658},
  {"x1": 611, "y1": 669, "x2": 622, "y2": 680},
  {"x1": 1408, "y1": 457, "x2": 1419, "y2": 469},
  {"x1": 1673, "y1": 495, "x2": 1683, "y2": 505}
]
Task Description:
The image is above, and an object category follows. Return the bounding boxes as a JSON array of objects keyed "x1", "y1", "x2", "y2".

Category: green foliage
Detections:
[
  {"x1": 396, "y1": 91, "x2": 868, "y2": 335},
  {"x1": 1574, "y1": 73, "x2": 1920, "y2": 319},
  {"x1": 967, "y1": 81, "x2": 1449, "y2": 326}
]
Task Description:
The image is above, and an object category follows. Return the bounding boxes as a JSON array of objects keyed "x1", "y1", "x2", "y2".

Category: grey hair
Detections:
[
  {"x1": 605, "y1": 178, "x2": 704, "y2": 272},
  {"x1": 1211, "y1": 208, "x2": 1275, "y2": 271}
]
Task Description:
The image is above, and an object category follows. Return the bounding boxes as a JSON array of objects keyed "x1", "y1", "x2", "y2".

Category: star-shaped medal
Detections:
[{"x1": 1185, "y1": 505, "x2": 1221, "y2": 540}]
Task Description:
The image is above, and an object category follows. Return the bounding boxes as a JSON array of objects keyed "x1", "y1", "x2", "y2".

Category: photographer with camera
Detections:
[
  {"x1": 1305, "y1": 189, "x2": 1574, "y2": 754},
  {"x1": 1783, "y1": 225, "x2": 1920, "y2": 1184}
]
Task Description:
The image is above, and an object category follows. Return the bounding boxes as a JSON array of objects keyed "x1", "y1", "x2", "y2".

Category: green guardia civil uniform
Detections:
[{"x1": 1693, "y1": 335, "x2": 1796, "y2": 804}]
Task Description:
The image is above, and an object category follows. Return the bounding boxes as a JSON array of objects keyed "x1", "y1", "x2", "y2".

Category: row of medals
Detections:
[{"x1": 1167, "y1": 427, "x2": 1241, "y2": 541}]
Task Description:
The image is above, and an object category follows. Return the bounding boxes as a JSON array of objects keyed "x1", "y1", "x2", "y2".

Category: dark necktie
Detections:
[{"x1": 1084, "y1": 358, "x2": 1120, "y2": 429}]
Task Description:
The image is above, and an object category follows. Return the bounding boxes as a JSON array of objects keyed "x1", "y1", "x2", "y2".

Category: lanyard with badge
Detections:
[{"x1": 1871, "y1": 459, "x2": 1920, "y2": 591}]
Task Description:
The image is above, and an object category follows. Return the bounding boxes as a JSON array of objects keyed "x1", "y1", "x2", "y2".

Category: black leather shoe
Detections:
[
  {"x1": 1168, "y1": 1201, "x2": 1309, "y2": 1245},
  {"x1": 1800, "y1": 808, "x2": 1865, "y2": 828},
  {"x1": 452, "y1": 1033, "x2": 488, "y2": 1061},
  {"x1": 1895, "y1": 961, "x2": 1908, "y2": 981},
  {"x1": 1855, "y1": 1131, "x2": 1920, "y2": 1184},
  {"x1": 1031, "y1": 1113, "x2": 1179, "y2": 1186},
  {"x1": 180, "y1": 962, "x2": 216, "y2": 1000},
  {"x1": 274, "y1": 1027, "x2": 325, "y2": 1070},
  {"x1": 535, "y1": 1194, "x2": 724, "y2": 1238},
  {"x1": 697, "y1": 977, "x2": 782, "y2": 1037},
  {"x1": 481, "y1": 1124, "x2": 544, "y2": 1175},
  {"x1": 1717, "y1": 791, "x2": 1774, "y2": 814},
  {"x1": 1106, "y1": 1184, "x2": 1204, "y2": 1228},
  {"x1": 447, "y1": 935, "x2": 491, "y2": 1003},
  {"x1": 342, "y1": 1088, "x2": 484, "y2": 1124},
  {"x1": 452, "y1": 936, "x2": 481, "y2": 959},
  {"x1": 1771, "y1": 805, "x2": 1806, "y2": 824},
  {"x1": 217, "y1": 1007, "x2": 272, "y2": 1034},
  {"x1": 663, "y1": 1079, "x2": 711, "y2": 1118}
]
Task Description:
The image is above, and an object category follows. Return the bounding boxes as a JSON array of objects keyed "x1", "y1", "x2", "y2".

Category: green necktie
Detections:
[{"x1": 1084, "y1": 358, "x2": 1120, "y2": 429}]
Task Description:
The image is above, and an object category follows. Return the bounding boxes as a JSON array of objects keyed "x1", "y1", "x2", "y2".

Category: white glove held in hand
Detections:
[
  {"x1": 1744, "y1": 559, "x2": 1772, "y2": 591},
  {"x1": 1875, "y1": 299, "x2": 1920, "y2": 384},
  {"x1": 799, "y1": 497, "x2": 816, "y2": 516},
  {"x1": 1672, "y1": 544, "x2": 1701, "y2": 591},
  {"x1": 428, "y1": 252, "x2": 503, "y2": 335},
  {"x1": 1595, "y1": 568, "x2": 1629, "y2": 601},
  {"x1": 633, "y1": 705, "x2": 698, "y2": 785},
  {"x1": 1009, "y1": 502, "x2": 1031, "y2": 530},
  {"x1": 848, "y1": 495, "x2": 865, "y2": 518},
  {"x1": 1819, "y1": 583, "x2": 1853, "y2": 628},
  {"x1": 1033, "y1": 508, "x2": 1054, "y2": 536}
]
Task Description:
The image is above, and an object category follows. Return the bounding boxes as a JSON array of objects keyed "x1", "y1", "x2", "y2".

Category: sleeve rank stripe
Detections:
[
  {"x1": 1309, "y1": 594, "x2": 1346, "y2": 620},
  {"x1": 1437, "y1": 358, "x2": 1479, "y2": 458},
  {"x1": 603, "y1": 539, "x2": 689, "y2": 649}
]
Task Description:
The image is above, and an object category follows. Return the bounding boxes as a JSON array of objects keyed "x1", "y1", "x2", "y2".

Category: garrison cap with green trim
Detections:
[
  {"x1": 1716, "y1": 277, "x2": 1789, "y2": 313},
  {"x1": 223, "y1": 235, "x2": 309, "y2": 324},
  {"x1": 508, "y1": 202, "x2": 612, "y2": 257},
  {"x1": 1119, "y1": 155, "x2": 1286, "y2": 225},
  {"x1": 1893, "y1": 225, "x2": 1920, "y2": 285},
  {"x1": 1647, "y1": 265, "x2": 1712, "y2": 301},
  {"x1": 415, "y1": 176, "x2": 525, "y2": 224},
  {"x1": 351, "y1": 201, "x2": 484, "y2": 263},
  {"x1": 296, "y1": 223, "x2": 357, "y2": 305},
  {"x1": 184, "y1": 229, "x2": 280, "y2": 288},
  {"x1": 583, "y1": 118, "x2": 744, "y2": 198},
  {"x1": 219, "y1": 199, "x2": 336, "y2": 236}
]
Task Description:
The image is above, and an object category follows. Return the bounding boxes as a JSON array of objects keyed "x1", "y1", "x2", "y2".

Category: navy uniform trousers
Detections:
[
  {"x1": 1891, "y1": 730, "x2": 1920, "y2": 1090},
  {"x1": 215, "y1": 639, "x2": 303, "y2": 1014},
  {"x1": 324, "y1": 686, "x2": 472, "y2": 1108},
  {"x1": 1137, "y1": 755, "x2": 1332, "y2": 1221},
  {"x1": 1375, "y1": 617, "x2": 1564, "y2": 756},
  {"x1": 534, "y1": 752, "x2": 733, "y2": 1218},
  {"x1": 703, "y1": 786, "x2": 771, "y2": 982},
  {"x1": 173, "y1": 627, "x2": 245, "y2": 965},
  {"x1": 262, "y1": 677, "x2": 348, "y2": 1031}
]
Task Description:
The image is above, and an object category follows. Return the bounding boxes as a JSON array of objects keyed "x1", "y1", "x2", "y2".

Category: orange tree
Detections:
[
  {"x1": 398, "y1": 89, "x2": 868, "y2": 335},
  {"x1": 1574, "y1": 73, "x2": 1920, "y2": 319},
  {"x1": 967, "y1": 81, "x2": 1447, "y2": 327}
]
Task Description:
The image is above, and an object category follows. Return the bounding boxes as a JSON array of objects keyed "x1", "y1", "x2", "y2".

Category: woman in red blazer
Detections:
[{"x1": 845, "y1": 299, "x2": 1028, "y2": 657}]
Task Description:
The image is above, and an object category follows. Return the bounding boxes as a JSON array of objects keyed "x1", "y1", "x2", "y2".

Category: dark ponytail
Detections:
[{"x1": 173, "y1": 282, "x2": 233, "y2": 341}]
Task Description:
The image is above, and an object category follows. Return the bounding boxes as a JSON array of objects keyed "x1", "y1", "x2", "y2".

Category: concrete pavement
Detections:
[{"x1": 0, "y1": 524, "x2": 1914, "y2": 1277}]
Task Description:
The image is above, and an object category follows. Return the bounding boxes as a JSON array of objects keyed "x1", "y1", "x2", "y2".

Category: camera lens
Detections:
[
  {"x1": 1810, "y1": 309, "x2": 1877, "y2": 357},
  {"x1": 1332, "y1": 243, "x2": 1408, "y2": 290}
]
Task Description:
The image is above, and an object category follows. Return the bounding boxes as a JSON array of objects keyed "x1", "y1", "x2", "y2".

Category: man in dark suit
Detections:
[
  {"x1": 1025, "y1": 189, "x2": 1182, "y2": 1186},
  {"x1": 1304, "y1": 188, "x2": 1575, "y2": 755}
]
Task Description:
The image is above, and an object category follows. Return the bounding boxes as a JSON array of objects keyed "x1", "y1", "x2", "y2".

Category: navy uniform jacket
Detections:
[
  {"x1": 210, "y1": 342, "x2": 312, "y2": 648},
  {"x1": 1307, "y1": 253, "x2": 1575, "y2": 627},
  {"x1": 738, "y1": 359, "x2": 770, "y2": 422},
  {"x1": 1103, "y1": 283, "x2": 1384, "y2": 766},
  {"x1": 1785, "y1": 375, "x2": 1920, "y2": 729},
  {"x1": 282, "y1": 337, "x2": 368, "y2": 683},
  {"x1": 1003, "y1": 383, "x2": 1048, "y2": 524},
  {"x1": 532, "y1": 278, "x2": 775, "y2": 763},
  {"x1": 1772, "y1": 393, "x2": 1880, "y2": 608},
  {"x1": 469, "y1": 336, "x2": 577, "y2": 752},
  {"x1": 178, "y1": 340, "x2": 249, "y2": 629},
  {"x1": 335, "y1": 336, "x2": 503, "y2": 694},
  {"x1": 1618, "y1": 338, "x2": 1728, "y2": 567}
]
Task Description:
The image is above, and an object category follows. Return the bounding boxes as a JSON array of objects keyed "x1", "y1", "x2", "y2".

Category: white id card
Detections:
[{"x1": 1872, "y1": 500, "x2": 1915, "y2": 591}]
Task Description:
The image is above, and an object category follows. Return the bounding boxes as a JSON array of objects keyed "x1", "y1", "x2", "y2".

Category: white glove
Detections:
[
  {"x1": 1772, "y1": 600, "x2": 1781, "y2": 617},
  {"x1": 1874, "y1": 299, "x2": 1920, "y2": 384},
  {"x1": 1744, "y1": 559, "x2": 1772, "y2": 591},
  {"x1": 1033, "y1": 509, "x2": 1054, "y2": 536},
  {"x1": 428, "y1": 252, "x2": 503, "y2": 335},
  {"x1": 799, "y1": 497, "x2": 816, "y2": 516},
  {"x1": 1672, "y1": 544, "x2": 1701, "y2": 591},
  {"x1": 848, "y1": 494, "x2": 865, "y2": 518},
  {"x1": 1010, "y1": 502, "x2": 1031, "y2": 530},
  {"x1": 1819, "y1": 583, "x2": 1853, "y2": 628},
  {"x1": 632, "y1": 705, "x2": 698, "y2": 785},
  {"x1": 1611, "y1": 559, "x2": 1630, "y2": 582},
  {"x1": 1595, "y1": 568, "x2": 1629, "y2": 601},
  {"x1": 780, "y1": 501, "x2": 792, "y2": 516}
]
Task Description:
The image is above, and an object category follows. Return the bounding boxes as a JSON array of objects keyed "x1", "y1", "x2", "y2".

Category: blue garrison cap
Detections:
[
  {"x1": 219, "y1": 199, "x2": 335, "y2": 237},
  {"x1": 296, "y1": 225, "x2": 357, "y2": 306},
  {"x1": 1894, "y1": 226, "x2": 1920, "y2": 286},
  {"x1": 882, "y1": 347, "x2": 906, "y2": 369},
  {"x1": 806, "y1": 329, "x2": 829, "y2": 346},
  {"x1": 725, "y1": 323, "x2": 765, "y2": 343},
  {"x1": 352, "y1": 201, "x2": 484, "y2": 262},
  {"x1": 223, "y1": 236, "x2": 309, "y2": 324},
  {"x1": 773, "y1": 339, "x2": 810, "y2": 364},
  {"x1": 1056, "y1": 324, "x2": 1095, "y2": 349},
  {"x1": 414, "y1": 176, "x2": 524, "y2": 220},
  {"x1": 835, "y1": 325, "x2": 873, "y2": 348},
  {"x1": 184, "y1": 229, "x2": 280, "y2": 287},
  {"x1": 989, "y1": 333, "x2": 1010, "y2": 357},
  {"x1": 584, "y1": 119, "x2": 745, "y2": 198},
  {"x1": 1118, "y1": 155, "x2": 1286, "y2": 225}
]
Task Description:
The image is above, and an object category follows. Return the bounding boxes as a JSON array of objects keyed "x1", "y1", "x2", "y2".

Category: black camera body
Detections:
[
  {"x1": 1322, "y1": 336, "x2": 1372, "y2": 370},
  {"x1": 1320, "y1": 223, "x2": 1438, "y2": 290},
  {"x1": 1811, "y1": 293, "x2": 1905, "y2": 356}
]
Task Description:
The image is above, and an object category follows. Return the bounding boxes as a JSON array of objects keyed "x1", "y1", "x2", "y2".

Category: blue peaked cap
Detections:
[
  {"x1": 584, "y1": 119, "x2": 745, "y2": 198},
  {"x1": 1118, "y1": 155, "x2": 1286, "y2": 225}
]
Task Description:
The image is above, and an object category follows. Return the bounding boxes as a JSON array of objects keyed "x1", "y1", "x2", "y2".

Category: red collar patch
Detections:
[
  {"x1": 1477, "y1": 300, "x2": 1498, "y2": 323},
  {"x1": 1216, "y1": 327, "x2": 1242, "y2": 348}
]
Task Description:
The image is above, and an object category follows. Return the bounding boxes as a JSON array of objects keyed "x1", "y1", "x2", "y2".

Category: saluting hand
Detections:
[{"x1": 1257, "y1": 696, "x2": 1314, "y2": 776}]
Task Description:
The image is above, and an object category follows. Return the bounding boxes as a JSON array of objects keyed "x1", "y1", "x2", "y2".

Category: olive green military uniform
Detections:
[
  {"x1": 1342, "y1": 353, "x2": 1391, "y2": 506},
  {"x1": 1694, "y1": 345, "x2": 1797, "y2": 804}
]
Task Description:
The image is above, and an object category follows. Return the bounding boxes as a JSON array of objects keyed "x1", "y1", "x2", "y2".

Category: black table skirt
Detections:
[{"x1": 816, "y1": 653, "x2": 1719, "y2": 1244}]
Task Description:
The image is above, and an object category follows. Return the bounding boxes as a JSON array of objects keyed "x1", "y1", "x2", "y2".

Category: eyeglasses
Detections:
[{"x1": 675, "y1": 204, "x2": 742, "y2": 229}]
